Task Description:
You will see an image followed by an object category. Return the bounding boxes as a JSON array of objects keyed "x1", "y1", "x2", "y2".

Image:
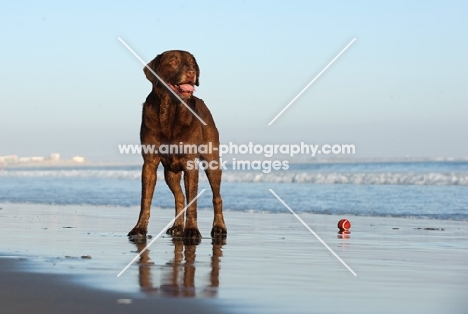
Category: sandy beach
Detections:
[{"x1": 1, "y1": 202, "x2": 467, "y2": 313}]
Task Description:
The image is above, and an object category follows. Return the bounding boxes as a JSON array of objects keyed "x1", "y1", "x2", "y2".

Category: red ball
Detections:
[{"x1": 337, "y1": 219, "x2": 351, "y2": 231}]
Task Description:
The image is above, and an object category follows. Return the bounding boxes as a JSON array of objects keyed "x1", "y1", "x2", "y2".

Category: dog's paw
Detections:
[
  {"x1": 183, "y1": 228, "x2": 202, "y2": 240},
  {"x1": 166, "y1": 225, "x2": 184, "y2": 237},
  {"x1": 211, "y1": 226, "x2": 227, "y2": 238},
  {"x1": 128, "y1": 227, "x2": 147, "y2": 240}
]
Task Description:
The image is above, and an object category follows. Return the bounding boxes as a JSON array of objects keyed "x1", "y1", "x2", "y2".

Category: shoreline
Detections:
[
  {"x1": 1, "y1": 201, "x2": 466, "y2": 222},
  {"x1": 1, "y1": 203, "x2": 467, "y2": 313}
]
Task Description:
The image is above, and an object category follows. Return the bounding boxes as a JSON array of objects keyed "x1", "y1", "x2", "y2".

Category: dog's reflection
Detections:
[{"x1": 133, "y1": 238, "x2": 225, "y2": 297}]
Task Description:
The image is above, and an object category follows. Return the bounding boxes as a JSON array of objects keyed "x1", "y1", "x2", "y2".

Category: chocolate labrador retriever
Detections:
[{"x1": 128, "y1": 50, "x2": 227, "y2": 240}]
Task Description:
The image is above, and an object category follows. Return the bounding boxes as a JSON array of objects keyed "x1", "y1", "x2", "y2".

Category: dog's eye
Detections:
[{"x1": 169, "y1": 60, "x2": 179, "y2": 66}]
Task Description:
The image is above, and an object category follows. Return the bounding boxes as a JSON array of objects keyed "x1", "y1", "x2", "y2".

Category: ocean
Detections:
[{"x1": 1, "y1": 161, "x2": 467, "y2": 220}]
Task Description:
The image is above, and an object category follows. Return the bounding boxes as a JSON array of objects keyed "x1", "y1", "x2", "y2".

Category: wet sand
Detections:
[
  {"x1": 1, "y1": 203, "x2": 467, "y2": 313},
  {"x1": 0, "y1": 257, "x2": 227, "y2": 314}
]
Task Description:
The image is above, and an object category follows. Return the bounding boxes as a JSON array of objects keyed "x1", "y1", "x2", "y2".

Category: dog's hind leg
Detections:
[
  {"x1": 164, "y1": 169, "x2": 185, "y2": 237},
  {"x1": 128, "y1": 157, "x2": 160, "y2": 239}
]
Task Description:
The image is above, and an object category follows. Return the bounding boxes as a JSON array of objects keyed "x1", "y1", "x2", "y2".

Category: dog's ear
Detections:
[
  {"x1": 144, "y1": 53, "x2": 163, "y2": 84},
  {"x1": 192, "y1": 54, "x2": 200, "y2": 86}
]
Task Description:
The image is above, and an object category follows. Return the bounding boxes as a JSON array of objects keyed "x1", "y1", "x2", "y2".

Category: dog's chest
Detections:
[{"x1": 142, "y1": 97, "x2": 202, "y2": 140}]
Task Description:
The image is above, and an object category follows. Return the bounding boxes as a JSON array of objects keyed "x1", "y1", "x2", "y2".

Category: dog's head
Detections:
[{"x1": 144, "y1": 50, "x2": 200, "y2": 100}]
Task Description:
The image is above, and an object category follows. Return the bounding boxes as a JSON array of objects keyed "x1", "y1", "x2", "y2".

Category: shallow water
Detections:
[{"x1": 2, "y1": 203, "x2": 467, "y2": 313}]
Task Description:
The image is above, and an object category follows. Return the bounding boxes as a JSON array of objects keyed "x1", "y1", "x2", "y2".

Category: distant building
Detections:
[
  {"x1": 49, "y1": 153, "x2": 60, "y2": 161},
  {"x1": 0, "y1": 155, "x2": 18, "y2": 164},
  {"x1": 72, "y1": 156, "x2": 85, "y2": 163},
  {"x1": 19, "y1": 156, "x2": 45, "y2": 163},
  {"x1": 1, "y1": 153, "x2": 86, "y2": 165}
]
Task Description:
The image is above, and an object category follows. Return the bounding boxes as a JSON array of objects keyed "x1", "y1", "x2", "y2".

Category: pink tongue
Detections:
[{"x1": 179, "y1": 84, "x2": 195, "y2": 92}]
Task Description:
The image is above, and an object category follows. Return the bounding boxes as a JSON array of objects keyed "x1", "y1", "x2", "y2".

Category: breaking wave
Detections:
[{"x1": 1, "y1": 169, "x2": 467, "y2": 186}]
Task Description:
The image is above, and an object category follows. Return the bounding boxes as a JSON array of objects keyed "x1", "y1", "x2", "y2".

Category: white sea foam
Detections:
[
  {"x1": 222, "y1": 171, "x2": 468, "y2": 185},
  {"x1": 1, "y1": 169, "x2": 467, "y2": 186}
]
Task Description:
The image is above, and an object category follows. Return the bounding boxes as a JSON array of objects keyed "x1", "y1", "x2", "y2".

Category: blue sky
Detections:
[{"x1": 1, "y1": 0, "x2": 467, "y2": 161}]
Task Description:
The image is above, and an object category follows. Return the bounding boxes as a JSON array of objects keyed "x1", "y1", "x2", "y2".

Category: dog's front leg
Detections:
[
  {"x1": 128, "y1": 157, "x2": 160, "y2": 238},
  {"x1": 183, "y1": 168, "x2": 202, "y2": 240},
  {"x1": 164, "y1": 169, "x2": 185, "y2": 237}
]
